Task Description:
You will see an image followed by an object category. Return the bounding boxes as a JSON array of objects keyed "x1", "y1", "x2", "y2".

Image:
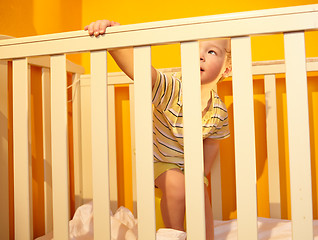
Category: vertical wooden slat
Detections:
[
  {"x1": 27, "y1": 64, "x2": 33, "y2": 238},
  {"x1": 72, "y1": 73, "x2": 84, "y2": 210},
  {"x1": 107, "y1": 84, "x2": 118, "y2": 213},
  {"x1": 51, "y1": 54, "x2": 70, "y2": 240},
  {"x1": 264, "y1": 74, "x2": 281, "y2": 219},
  {"x1": 181, "y1": 41, "x2": 206, "y2": 240},
  {"x1": 42, "y1": 67, "x2": 53, "y2": 233},
  {"x1": 231, "y1": 36, "x2": 258, "y2": 240},
  {"x1": 134, "y1": 46, "x2": 156, "y2": 239},
  {"x1": 12, "y1": 58, "x2": 32, "y2": 240},
  {"x1": 129, "y1": 84, "x2": 137, "y2": 216},
  {"x1": 79, "y1": 76, "x2": 93, "y2": 201},
  {"x1": 284, "y1": 31, "x2": 313, "y2": 240},
  {"x1": 0, "y1": 60, "x2": 10, "y2": 240},
  {"x1": 90, "y1": 50, "x2": 111, "y2": 240}
]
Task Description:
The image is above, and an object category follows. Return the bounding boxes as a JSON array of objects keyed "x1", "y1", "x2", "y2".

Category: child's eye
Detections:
[{"x1": 208, "y1": 50, "x2": 216, "y2": 55}]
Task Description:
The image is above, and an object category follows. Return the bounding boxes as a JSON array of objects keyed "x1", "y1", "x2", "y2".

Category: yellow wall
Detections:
[
  {"x1": 3, "y1": 0, "x2": 318, "y2": 237},
  {"x1": 0, "y1": 0, "x2": 82, "y2": 64},
  {"x1": 81, "y1": 0, "x2": 318, "y2": 72}
]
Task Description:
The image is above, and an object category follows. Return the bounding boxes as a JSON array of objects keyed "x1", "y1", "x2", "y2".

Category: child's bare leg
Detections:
[
  {"x1": 205, "y1": 185, "x2": 214, "y2": 240},
  {"x1": 155, "y1": 169, "x2": 186, "y2": 231}
]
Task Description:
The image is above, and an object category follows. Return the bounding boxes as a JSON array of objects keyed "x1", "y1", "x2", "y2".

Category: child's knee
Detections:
[
  {"x1": 167, "y1": 187, "x2": 185, "y2": 203},
  {"x1": 164, "y1": 179, "x2": 185, "y2": 202}
]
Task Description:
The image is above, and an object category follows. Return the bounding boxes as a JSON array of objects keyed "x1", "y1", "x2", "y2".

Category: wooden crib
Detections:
[{"x1": 0, "y1": 4, "x2": 318, "y2": 240}]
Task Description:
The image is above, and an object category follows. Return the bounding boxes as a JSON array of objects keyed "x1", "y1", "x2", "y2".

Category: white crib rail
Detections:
[{"x1": 0, "y1": 4, "x2": 317, "y2": 240}]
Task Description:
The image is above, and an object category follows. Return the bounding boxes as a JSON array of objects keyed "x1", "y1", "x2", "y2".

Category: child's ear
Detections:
[{"x1": 222, "y1": 65, "x2": 232, "y2": 78}]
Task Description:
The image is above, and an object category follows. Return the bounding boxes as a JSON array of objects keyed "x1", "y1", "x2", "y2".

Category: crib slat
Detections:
[
  {"x1": 107, "y1": 85, "x2": 118, "y2": 213},
  {"x1": 42, "y1": 67, "x2": 53, "y2": 233},
  {"x1": 134, "y1": 46, "x2": 156, "y2": 240},
  {"x1": 129, "y1": 84, "x2": 137, "y2": 216},
  {"x1": 12, "y1": 58, "x2": 32, "y2": 240},
  {"x1": 0, "y1": 60, "x2": 9, "y2": 240},
  {"x1": 181, "y1": 41, "x2": 206, "y2": 240},
  {"x1": 78, "y1": 75, "x2": 93, "y2": 200},
  {"x1": 28, "y1": 65, "x2": 34, "y2": 235},
  {"x1": 90, "y1": 50, "x2": 111, "y2": 240},
  {"x1": 264, "y1": 74, "x2": 281, "y2": 219},
  {"x1": 284, "y1": 31, "x2": 313, "y2": 239},
  {"x1": 72, "y1": 73, "x2": 84, "y2": 210},
  {"x1": 231, "y1": 36, "x2": 258, "y2": 240},
  {"x1": 51, "y1": 54, "x2": 70, "y2": 240}
]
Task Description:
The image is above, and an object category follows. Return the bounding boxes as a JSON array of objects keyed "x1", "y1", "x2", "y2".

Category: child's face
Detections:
[{"x1": 199, "y1": 39, "x2": 231, "y2": 85}]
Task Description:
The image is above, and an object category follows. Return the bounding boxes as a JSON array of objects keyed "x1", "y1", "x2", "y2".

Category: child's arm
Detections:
[
  {"x1": 203, "y1": 138, "x2": 220, "y2": 177},
  {"x1": 84, "y1": 20, "x2": 158, "y2": 87}
]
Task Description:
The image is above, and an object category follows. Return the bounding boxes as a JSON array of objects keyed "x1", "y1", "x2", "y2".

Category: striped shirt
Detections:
[{"x1": 152, "y1": 70, "x2": 230, "y2": 167}]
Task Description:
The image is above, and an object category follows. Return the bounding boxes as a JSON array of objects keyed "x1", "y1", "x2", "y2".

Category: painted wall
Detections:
[{"x1": 81, "y1": 0, "x2": 318, "y2": 72}]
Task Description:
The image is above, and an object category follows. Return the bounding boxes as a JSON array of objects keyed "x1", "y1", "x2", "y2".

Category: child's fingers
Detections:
[
  {"x1": 86, "y1": 22, "x2": 96, "y2": 35},
  {"x1": 93, "y1": 20, "x2": 103, "y2": 36},
  {"x1": 85, "y1": 20, "x2": 119, "y2": 36},
  {"x1": 99, "y1": 20, "x2": 109, "y2": 34}
]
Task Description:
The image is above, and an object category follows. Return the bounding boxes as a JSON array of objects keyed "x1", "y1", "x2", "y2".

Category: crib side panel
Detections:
[{"x1": 0, "y1": 60, "x2": 10, "y2": 240}]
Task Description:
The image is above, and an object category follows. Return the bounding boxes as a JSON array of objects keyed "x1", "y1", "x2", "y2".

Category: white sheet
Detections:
[
  {"x1": 214, "y1": 217, "x2": 318, "y2": 239},
  {"x1": 36, "y1": 202, "x2": 318, "y2": 240}
]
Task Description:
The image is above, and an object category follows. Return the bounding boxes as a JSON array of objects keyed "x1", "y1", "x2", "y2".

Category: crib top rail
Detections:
[
  {"x1": 0, "y1": 4, "x2": 317, "y2": 60},
  {"x1": 0, "y1": 34, "x2": 85, "y2": 74}
]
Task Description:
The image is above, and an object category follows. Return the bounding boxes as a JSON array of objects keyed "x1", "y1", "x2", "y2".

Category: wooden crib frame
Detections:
[{"x1": 0, "y1": 4, "x2": 318, "y2": 240}]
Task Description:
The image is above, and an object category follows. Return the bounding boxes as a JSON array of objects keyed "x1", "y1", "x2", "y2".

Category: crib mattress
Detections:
[{"x1": 36, "y1": 202, "x2": 318, "y2": 240}]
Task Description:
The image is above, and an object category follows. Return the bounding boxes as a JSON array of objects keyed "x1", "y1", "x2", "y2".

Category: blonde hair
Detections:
[{"x1": 217, "y1": 48, "x2": 232, "y2": 83}]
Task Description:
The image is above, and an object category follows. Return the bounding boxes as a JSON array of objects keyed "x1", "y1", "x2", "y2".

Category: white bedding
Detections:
[{"x1": 36, "y1": 202, "x2": 318, "y2": 240}]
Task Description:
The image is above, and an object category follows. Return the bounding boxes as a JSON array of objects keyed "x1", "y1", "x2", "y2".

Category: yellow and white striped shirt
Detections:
[{"x1": 152, "y1": 71, "x2": 230, "y2": 167}]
